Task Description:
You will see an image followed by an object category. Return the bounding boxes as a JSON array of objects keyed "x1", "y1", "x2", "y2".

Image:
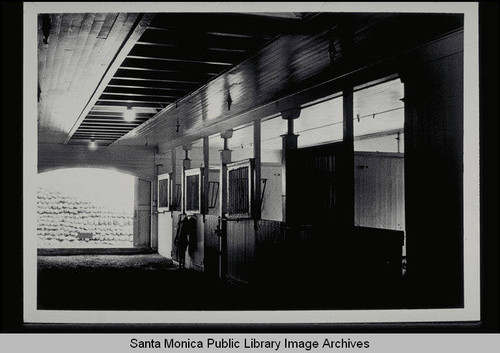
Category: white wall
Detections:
[{"x1": 261, "y1": 164, "x2": 283, "y2": 222}]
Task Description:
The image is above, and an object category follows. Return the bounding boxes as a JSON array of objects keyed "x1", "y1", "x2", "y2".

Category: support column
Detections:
[
  {"x1": 253, "y1": 120, "x2": 262, "y2": 220},
  {"x1": 280, "y1": 107, "x2": 300, "y2": 224},
  {"x1": 202, "y1": 136, "x2": 210, "y2": 217},
  {"x1": 342, "y1": 87, "x2": 355, "y2": 230},
  {"x1": 181, "y1": 144, "x2": 192, "y2": 214},
  {"x1": 170, "y1": 148, "x2": 177, "y2": 212},
  {"x1": 219, "y1": 129, "x2": 233, "y2": 278}
]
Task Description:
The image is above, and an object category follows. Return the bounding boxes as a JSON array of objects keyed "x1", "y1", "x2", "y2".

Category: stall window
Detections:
[
  {"x1": 227, "y1": 159, "x2": 254, "y2": 218},
  {"x1": 157, "y1": 173, "x2": 170, "y2": 212},
  {"x1": 184, "y1": 169, "x2": 202, "y2": 214}
]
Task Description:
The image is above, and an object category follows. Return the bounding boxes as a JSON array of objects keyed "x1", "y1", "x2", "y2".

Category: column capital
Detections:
[
  {"x1": 281, "y1": 107, "x2": 301, "y2": 120},
  {"x1": 182, "y1": 143, "x2": 192, "y2": 151},
  {"x1": 220, "y1": 129, "x2": 234, "y2": 139}
]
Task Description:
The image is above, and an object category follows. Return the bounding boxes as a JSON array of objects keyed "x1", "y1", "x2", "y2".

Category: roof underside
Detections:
[{"x1": 37, "y1": 12, "x2": 463, "y2": 147}]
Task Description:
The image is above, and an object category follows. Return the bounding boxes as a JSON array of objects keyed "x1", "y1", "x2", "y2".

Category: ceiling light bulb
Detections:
[
  {"x1": 89, "y1": 140, "x2": 97, "y2": 151},
  {"x1": 124, "y1": 108, "x2": 135, "y2": 122}
]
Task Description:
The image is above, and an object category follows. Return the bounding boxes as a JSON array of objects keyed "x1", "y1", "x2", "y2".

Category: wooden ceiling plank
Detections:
[
  {"x1": 126, "y1": 54, "x2": 234, "y2": 67},
  {"x1": 106, "y1": 84, "x2": 190, "y2": 93},
  {"x1": 109, "y1": 78, "x2": 198, "y2": 90},
  {"x1": 49, "y1": 13, "x2": 73, "y2": 91},
  {"x1": 97, "y1": 13, "x2": 119, "y2": 40},
  {"x1": 128, "y1": 46, "x2": 238, "y2": 66},
  {"x1": 64, "y1": 13, "x2": 156, "y2": 144},
  {"x1": 100, "y1": 92, "x2": 180, "y2": 99},
  {"x1": 74, "y1": 131, "x2": 126, "y2": 135},
  {"x1": 87, "y1": 111, "x2": 152, "y2": 117},
  {"x1": 114, "y1": 68, "x2": 209, "y2": 84},
  {"x1": 95, "y1": 101, "x2": 167, "y2": 109},
  {"x1": 80, "y1": 122, "x2": 142, "y2": 127},
  {"x1": 67, "y1": 16, "x2": 106, "y2": 91},
  {"x1": 37, "y1": 15, "x2": 51, "y2": 93},
  {"x1": 84, "y1": 119, "x2": 150, "y2": 125},
  {"x1": 97, "y1": 98, "x2": 172, "y2": 105},
  {"x1": 90, "y1": 105, "x2": 160, "y2": 114},
  {"x1": 69, "y1": 14, "x2": 129, "y2": 101},
  {"x1": 57, "y1": 13, "x2": 85, "y2": 90},
  {"x1": 40, "y1": 14, "x2": 62, "y2": 93},
  {"x1": 100, "y1": 13, "x2": 137, "y2": 67},
  {"x1": 76, "y1": 127, "x2": 135, "y2": 132},
  {"x1": 61, "y1": 13, "x2": 96, "y2": 90},
  {"x1": 146, "y1": 25, "x2": 258, "y2": 39},
  {"x1": 138, "y1": 30, "x2": 263, "y2": 52}
]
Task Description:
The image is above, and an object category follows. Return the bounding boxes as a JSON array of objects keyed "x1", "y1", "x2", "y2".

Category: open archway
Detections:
[{"x1": 37, "y1": 168, "x2": 139, "y2": 249}]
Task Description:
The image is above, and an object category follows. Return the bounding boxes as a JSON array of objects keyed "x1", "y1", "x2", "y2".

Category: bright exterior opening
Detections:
[{"x1": 37, "y1": 168, "x2": 135, "y2": 249}]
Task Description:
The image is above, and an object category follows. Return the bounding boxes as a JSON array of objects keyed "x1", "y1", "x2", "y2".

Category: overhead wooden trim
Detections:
[
  {"x1": 97, "y1": 98, "x2": 173, "y2": 105},
  {"x1": 100, "y1": 92, "x2": 179, "y2": 99},
  {"x1": 126, "y1": 54, "x2": 234, "y2": 67},
  {"x1": 64, "y1": 13, "x2": 156, "y2": 144},
  {"x1": 146, "y1": 26, "x2": 258, "y2": 39},
  {"x1": 112, "y1": 75, "x2": 203, "y2": 85},
  {"x1": 107, "y1": 84, "x2": 190, "y2": 92}
]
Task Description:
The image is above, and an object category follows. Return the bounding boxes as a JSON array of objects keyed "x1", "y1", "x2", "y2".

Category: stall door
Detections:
[
  {"x1": 203, "y1": 215, "x2": 220, "y2": 278},
  {"x1": 288, "y1": 143, "x2": 342, "y2": 229},
  {"x1": 133, "y1": 178, "x2": 151, "y2": 248}
]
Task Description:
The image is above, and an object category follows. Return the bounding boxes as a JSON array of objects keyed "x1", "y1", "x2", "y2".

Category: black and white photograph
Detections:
[{"x1": 5, "y1": 1, "x2": 494, "y2": 337}]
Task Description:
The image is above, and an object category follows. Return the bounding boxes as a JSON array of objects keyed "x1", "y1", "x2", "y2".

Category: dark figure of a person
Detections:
[{"x1": 174, "y1": 216, "x2": 189, "y2": 269}]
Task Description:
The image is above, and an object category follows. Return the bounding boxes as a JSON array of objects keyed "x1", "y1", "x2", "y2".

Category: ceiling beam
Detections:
[
  {"x1": 146, "y1": 26, "x2": 258, "y2": 39},
  {"x1": 89, "y1": 105, "x2": 160, "y2": 113},
  {"x1": 112, "y1": 74, "x2": 204, "y2": 85},
  {"x1": 80, "y1": 122, "x2": 142, "y2": 127},
  {"x1": 128, "y1": 46, "x2": 239, "y2": 66},
  {"x1": 97, "y1": 98, "x2": 173, "y2": 104},
  {"x1": 95, "y1": 101, "x2": 170, "y2": 108},
  {"x1": 63, "y1": 13, "x2": 156, "y2": 144},
  {"x1": 114, "y1": 68, "x2": 211, "y2": 84},
  {"x1": 106, "y1": 84, "x2": 190, "y2": 93},
  {"x1": 126, "y1": 54, "x2": 235, "y2": 67},
  {"x1": 100, "y1": 92, "x2": 180, "y2": 99}
]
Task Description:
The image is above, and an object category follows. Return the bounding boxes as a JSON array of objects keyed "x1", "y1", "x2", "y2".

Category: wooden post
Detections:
[
  {"x1": 253, "y1": 120, "x2": 262, "y2": 221},
  {"x1": 219, "y1": 129, "x2": 233, "y2": 279},
  {"x1": 181, "y1": 144, "x2": 192, "y2": 214},
  {"x1": 281, "y1": 107, "x2": 300, "y2": 224},
  {"x1": 342, "y1": 86, "x2": 355, "y2": 230},
  {"x1": 202, "y1": 136, "x2": 210, "y2": 218},
  {"x1": 170, "y1": 148, "x2": 176, "y2": 213}
]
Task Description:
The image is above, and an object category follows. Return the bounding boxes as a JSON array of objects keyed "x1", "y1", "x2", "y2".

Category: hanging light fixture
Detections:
[
  {"x1": 124, "y1": 106, "x2": 135, "y2": 122},
  {"x1": 89, "y1": 139, "x2": 97, "y2": 151}
]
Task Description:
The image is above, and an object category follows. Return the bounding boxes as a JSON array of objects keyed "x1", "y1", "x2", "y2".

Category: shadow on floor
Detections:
[{"x1": 38, "y1": 254, "x2": 408, "y2": 311}]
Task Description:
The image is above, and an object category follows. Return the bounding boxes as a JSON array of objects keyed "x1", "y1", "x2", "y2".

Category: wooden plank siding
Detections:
[
  {"x1": 37, "y1": 13, "x2": 143, "y2": 144},
  {"x1": 226, "y1": 219, "x2": 283, "y2": 284},
  {"x1": 354, "y1": 152, "x2": 405, "y2": 231},
  {"x1": 226, "y1": 220, "x2": 256, "y2": 283},
  {"x1": 203, "y1": 215, "x2": 220, "y2": 278}
]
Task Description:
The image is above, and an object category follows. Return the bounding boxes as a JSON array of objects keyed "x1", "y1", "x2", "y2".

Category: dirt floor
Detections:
[
  {"x1": 38, "y1": 254, "x2": 236, "y2": 311},
  {"x1": 37, "y1": 253, "x2": 406, "y2": 311}
]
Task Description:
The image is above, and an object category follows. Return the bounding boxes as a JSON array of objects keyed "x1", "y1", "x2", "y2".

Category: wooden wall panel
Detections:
[
  {"x1": 354, "y1": 152, "x2": 405, "y2": 231},
  {"x1": 402, "y1": 31, "x2": 463, "y2": 308},
  {"x1": 157, "y1": 212, "x2": 173, "y2": 258},
  {"x1": 226, "y1": 220, "x2": 255, "y2": 283},
  {"x1": 203, "y1": 215, "x2": 220, "y2": 278}
]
